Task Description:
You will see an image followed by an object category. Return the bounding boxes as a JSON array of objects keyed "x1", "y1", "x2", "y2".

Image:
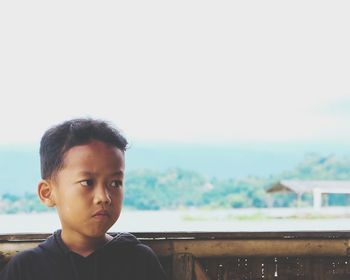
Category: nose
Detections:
[{"x1": 93, "y1": 185, "x2": 112, "y2": 205}]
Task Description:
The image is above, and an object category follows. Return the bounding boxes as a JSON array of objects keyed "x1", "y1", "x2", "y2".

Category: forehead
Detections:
[{"x1": 62, "y1": 140, "x2": 125, "y2": 171}]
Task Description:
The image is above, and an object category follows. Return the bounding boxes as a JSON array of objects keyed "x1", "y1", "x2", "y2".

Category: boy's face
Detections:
[{"x1": 50, "y1": 140, "x2": 125, "y2": 240}]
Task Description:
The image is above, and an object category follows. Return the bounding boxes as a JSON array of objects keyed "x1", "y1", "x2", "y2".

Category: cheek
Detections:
[
  {"x1": 120, "y1": 188, "x2": 124, "y2": 201},
  {"x1": 57, "y1": 189, "x2": 90, "y2": 214},
  {"x1": 112, "y1": 189, "x2": 124, "y2": 207},
  {"x1": 117, "y1": 189, "x2": 124, "y2": 204},
  {"x1": 61, "y1": 198, "x2": 78, "y2": 215}
]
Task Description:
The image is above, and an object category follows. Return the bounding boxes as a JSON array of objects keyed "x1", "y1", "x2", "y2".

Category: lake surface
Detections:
[{"x1": 2, "y1": 208, "x2": 350, "y2": 234}]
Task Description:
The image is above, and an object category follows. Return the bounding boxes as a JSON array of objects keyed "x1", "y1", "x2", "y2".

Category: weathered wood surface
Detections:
[
  {"x1": 1, "y1": 239, "x2": 349, "y2": 257},
  {"x1": 172, "y1": 253, "x2": 194, "y2": 280},
  {"x1": 2, "y1": 232, "x2": 350, "y2": 279}
]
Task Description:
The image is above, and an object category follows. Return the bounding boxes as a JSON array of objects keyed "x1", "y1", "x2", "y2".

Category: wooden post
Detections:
[
  {"x1": 194, "y1": 260, "x2": 211, "y2": 280},
  {"x1": 172, "y1": 253, "x2": 194, "y2": 280}
]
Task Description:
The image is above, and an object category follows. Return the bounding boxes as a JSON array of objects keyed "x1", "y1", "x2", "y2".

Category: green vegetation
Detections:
[
  {"x1": 0, "y1": 193, "x2": 48, "y2": 214},
  {"x1": 1, "y1": 154, "x2": 350, "y2": 214}
]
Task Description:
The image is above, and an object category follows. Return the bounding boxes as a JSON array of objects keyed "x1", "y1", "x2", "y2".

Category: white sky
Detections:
[{"x1": 0, "y1": 0, "x2": 349, "y2": 145}]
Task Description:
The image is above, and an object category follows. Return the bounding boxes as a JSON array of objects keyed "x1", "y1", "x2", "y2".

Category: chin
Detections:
[
  {"x1": 86, "y1": 231, "x2": 108, "y2": 239},
  {"x1": 86, "y1": 226, "x2": 111, "y2": 239}
]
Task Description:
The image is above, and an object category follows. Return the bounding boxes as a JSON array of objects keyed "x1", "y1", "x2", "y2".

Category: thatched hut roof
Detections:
[{"x1": 267, "y1": 180, "x2": 350, "y2": 194}]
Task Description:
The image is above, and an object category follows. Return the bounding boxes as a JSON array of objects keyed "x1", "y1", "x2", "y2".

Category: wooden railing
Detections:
[{"x1": 2, "y1": 232, "x2": 350, "y2": 279}]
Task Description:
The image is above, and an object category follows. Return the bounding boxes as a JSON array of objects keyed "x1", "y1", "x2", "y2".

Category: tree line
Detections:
[{"x1": 2, "y1": 153, "x2": 350, "y2": 214}]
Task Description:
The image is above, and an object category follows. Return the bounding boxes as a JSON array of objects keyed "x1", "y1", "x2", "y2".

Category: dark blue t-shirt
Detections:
[{"x1": 0, "y1": 230, "x2": 166, "y2": 280}]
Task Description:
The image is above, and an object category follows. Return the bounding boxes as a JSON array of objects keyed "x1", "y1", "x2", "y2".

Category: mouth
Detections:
[{"x1": 92, "y1": 210, "x2": 110, "y2": 218}]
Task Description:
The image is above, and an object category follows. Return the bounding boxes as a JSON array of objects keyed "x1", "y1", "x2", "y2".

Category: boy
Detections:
[{"x1": 0, "y1": 118, "x2": 166, "y2": 280}]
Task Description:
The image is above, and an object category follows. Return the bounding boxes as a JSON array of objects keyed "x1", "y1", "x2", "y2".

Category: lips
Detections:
[{"x1": 92, "y1": 210, "x2": 110, "y2": 217}]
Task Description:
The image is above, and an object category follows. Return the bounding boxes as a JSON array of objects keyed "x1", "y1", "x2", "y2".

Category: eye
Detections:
[
  {"x1": 110, "y1": 180, "x2": 123, "y2": 188},
  {"x1": 80, "y1": 179, "x2": 94, "y2": 187}
]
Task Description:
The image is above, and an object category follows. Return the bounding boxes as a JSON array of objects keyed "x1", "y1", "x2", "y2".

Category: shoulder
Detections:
[
  {"x1": 133, "y1": 243, "x2": 167, "y2": 279},
  {"x1": 131, "y1": 241, "x2": 167, "y2": 279},
  {"x1": 0, "y1": 248, "x2": 39, "y2": 280},
  {"x1": 106, "y1": 233, "x2": 167, "y2": 279},
  {"x1": 110, "y1": 232, "x2": 158, "y2": 260},
  {"x1": 0, "y1": 235, "x2": 57, "y2": 280},
  {"x1": 5, "y1": 247, "x2": 40, "y2": 267},
  {"x1": 133, "y1": 243, "x2": 159, "y2": 260}
]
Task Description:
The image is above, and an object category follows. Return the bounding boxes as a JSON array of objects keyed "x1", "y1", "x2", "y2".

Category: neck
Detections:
[{"x1": 60, "y1": 230, "x2": 112, "y2": 257}]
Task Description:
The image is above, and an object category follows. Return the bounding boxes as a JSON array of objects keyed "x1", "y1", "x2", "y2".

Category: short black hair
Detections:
[{"x1": 40, "y1": 118, "x2": 128, "y2": 179}]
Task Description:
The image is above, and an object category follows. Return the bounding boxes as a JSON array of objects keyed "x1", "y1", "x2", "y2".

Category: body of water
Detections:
[{"x1": 2, "y1": 208, "x2": 350, "y2": 234}]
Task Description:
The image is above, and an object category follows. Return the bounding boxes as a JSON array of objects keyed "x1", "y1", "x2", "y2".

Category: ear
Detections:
[{"x1": 38, "y1": 180, "x2": 56, "y2": 207}]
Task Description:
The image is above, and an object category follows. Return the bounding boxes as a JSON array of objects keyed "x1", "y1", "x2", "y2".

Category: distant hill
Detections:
[
  {"x1": 1, "y1": 141, "x2": 350, "y2": 195},
  {"x1": 3, "y1": 152, "x2": 350, "y2": 213}
]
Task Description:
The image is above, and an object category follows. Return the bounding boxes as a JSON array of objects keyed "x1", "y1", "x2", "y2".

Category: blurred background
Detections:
[{"x1": 1, "y1": 0, "x2": 350, "y2": 233}]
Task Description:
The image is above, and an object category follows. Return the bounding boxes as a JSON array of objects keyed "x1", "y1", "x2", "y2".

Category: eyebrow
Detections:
[{"x1": 110, "y1": 171, "x2": 124, "y2": 177}]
